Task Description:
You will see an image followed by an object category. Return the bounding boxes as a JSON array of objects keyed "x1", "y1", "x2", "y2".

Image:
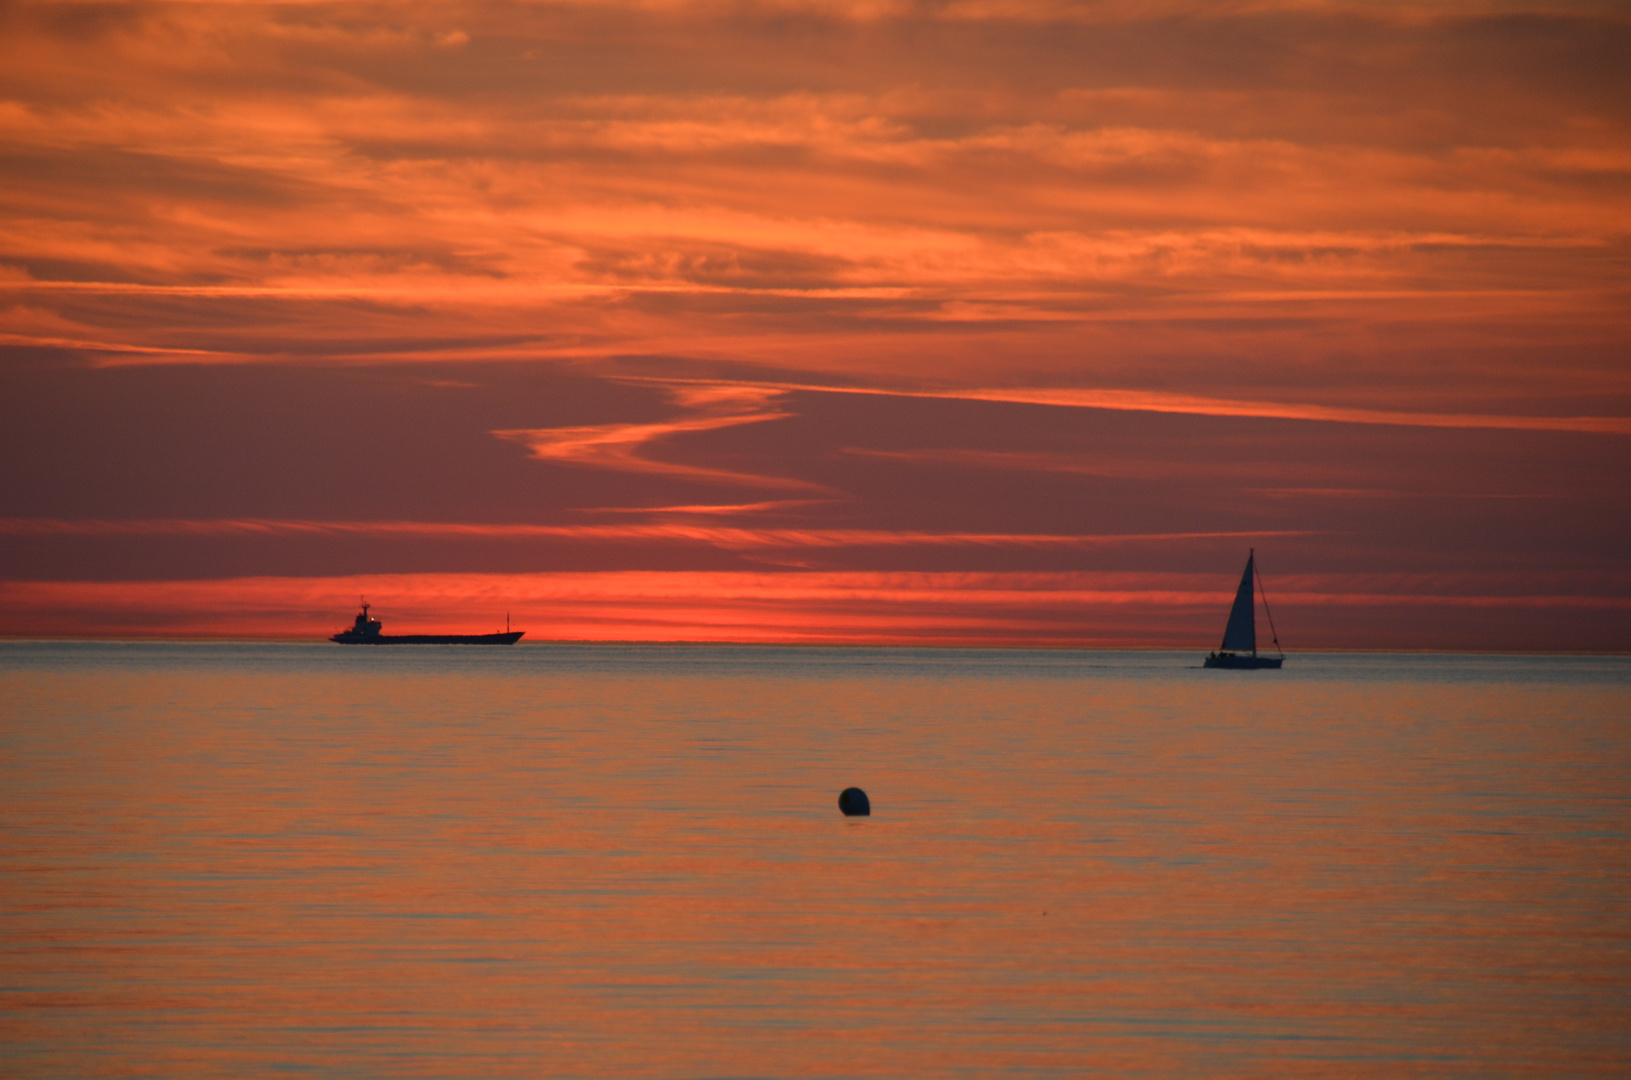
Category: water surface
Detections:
[{"x1": 2, "y1": 644, "x2": 1628, "y2": 1077}]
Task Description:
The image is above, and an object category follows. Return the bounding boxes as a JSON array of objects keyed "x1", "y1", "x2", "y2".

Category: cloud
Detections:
[
  {"x1": 0, "y1": 0, "x2": 1626, "y2": 415},
  {"x1": 492, "y1": 383, "x2": 820, "y2": 487},
  {"x1": 1, "y1": 0, "x2": 1627, "y2": 650},
  {"x1": 844, "y1": 451, "x2": 1586, "y2": 492},
  {"x1": 576, "y1": 499, "x2": 826, "y2": 515},
  {"x1": 636, "y1": 376, "x2": 1631, "y2": 434},
  {"x1": 3, "y1": 569, "x2": 1625, "y2": 649},
  {"x1": 923, "y1": 387, "x2": 1631, "y2": 435},
  {"x1": 0, "y1": 517, "x2": 1316, "y2": 551}
]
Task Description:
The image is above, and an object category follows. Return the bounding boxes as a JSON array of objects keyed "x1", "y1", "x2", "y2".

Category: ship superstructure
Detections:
[{"x1": 330, "y1": 602, "x2": 524, "y2": 645}]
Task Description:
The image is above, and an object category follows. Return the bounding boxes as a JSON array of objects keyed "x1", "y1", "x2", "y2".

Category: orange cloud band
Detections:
[
  {"x1": 615, "y1": 377, "x2": 1631, "y2": 436},
  {"x1": 2, "y1": 572, "x2": 1625, "y2": 649},
  {"x1": 0, "y1": 517, "x2": 1315, "y2": 550}
]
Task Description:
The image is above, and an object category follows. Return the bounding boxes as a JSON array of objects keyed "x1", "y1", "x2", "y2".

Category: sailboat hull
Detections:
[{"x1": 1203, "y1": 653, "x2": 1282, "y2": 669}]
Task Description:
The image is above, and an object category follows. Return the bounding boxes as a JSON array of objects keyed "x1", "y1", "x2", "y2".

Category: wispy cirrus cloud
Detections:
[
  {"x1": 576, "y1": 500, "x2": 826, "y2": 515},
  {"x1": 492, "y1": 383, "x2": 817, "y2": 487},
  {"x1": 631, "y1": 376, "x2": 1631, "y2": 435},
  {"x1": 0, "y1": 517, "x2": 1315, "y2": 551},
  {"x1": 904, "y1": 387, "x2": 1631, "y2": 435}
]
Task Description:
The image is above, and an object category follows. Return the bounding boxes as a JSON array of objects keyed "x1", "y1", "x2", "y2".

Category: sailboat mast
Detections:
[
  {"x1": 1248, "y1": 548, "x2": 1256, "y2": 658},
  {"x1": 1254, "y1": 555, "x2": 1283, "y2": 658}
]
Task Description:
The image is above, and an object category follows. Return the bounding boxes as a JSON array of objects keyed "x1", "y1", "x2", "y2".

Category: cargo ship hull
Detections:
[
  {"x1": 331, "y1": 631, "x2": 524, "y2": 645},
  {"x1": 329, "y1": 603, "x2": 524, "y2": 645}
]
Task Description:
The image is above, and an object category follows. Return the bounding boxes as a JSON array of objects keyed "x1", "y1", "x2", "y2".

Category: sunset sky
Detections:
[{"x1": 2, "y1": 0, "x2": 1627, "y2": 648}]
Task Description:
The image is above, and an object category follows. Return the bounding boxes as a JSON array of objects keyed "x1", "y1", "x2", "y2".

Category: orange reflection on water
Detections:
[{"x1": 1, "y1": 646, "x2": 1627, "y2": 1076}]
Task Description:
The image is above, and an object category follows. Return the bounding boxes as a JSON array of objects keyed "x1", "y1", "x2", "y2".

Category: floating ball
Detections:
[{"x1": 838, "y1": 787, "x2": 871, "y2": 816}]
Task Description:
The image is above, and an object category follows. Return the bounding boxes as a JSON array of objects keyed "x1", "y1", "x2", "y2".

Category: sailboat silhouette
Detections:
[{"x1": 1203, "y1": 550, "x2": 1285, "y2": 669}]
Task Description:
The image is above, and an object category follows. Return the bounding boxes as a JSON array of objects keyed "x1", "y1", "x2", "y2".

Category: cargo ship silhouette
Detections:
[{"x1": 330, "y1": 601, "x2": 524, "y2": 645}]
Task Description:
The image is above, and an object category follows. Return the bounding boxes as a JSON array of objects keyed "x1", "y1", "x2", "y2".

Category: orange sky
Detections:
[{"x1": 1, "y1": 0, "x2": 1628, "y2": 648}]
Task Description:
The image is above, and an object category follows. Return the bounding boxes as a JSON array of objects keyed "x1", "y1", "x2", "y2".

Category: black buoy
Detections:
[{"x1": 838, "y1": 787, "x2": 870, "y2": 816}]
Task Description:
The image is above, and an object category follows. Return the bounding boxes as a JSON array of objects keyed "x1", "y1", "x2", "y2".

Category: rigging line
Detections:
[{"x1": 1255, "y1": 557, "x2": 1284, "y2": 657}]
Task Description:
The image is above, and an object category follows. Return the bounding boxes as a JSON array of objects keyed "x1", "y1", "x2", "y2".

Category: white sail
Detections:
[{"x1": 1220, "y1": 552, "x2": 1256, "y2": 653}]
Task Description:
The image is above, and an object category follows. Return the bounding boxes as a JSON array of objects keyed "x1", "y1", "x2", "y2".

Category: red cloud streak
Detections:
[
  {"x1": 0, "y1": 518, "x2": 1315, "y2": 550},
  {"x1": 3, "y1": 573, "x2": 1626, "y2": 652}
]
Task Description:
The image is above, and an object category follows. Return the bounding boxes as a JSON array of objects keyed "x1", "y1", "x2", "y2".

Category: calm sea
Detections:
[{"x1": 2, "y1": 643, "x2": 1628, "y2": 1078}]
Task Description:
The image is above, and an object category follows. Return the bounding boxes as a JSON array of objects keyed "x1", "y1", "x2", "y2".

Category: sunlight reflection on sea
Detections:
[{"x1": 2, "y1": 644, "x2": 1628, "y2": 1077}]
